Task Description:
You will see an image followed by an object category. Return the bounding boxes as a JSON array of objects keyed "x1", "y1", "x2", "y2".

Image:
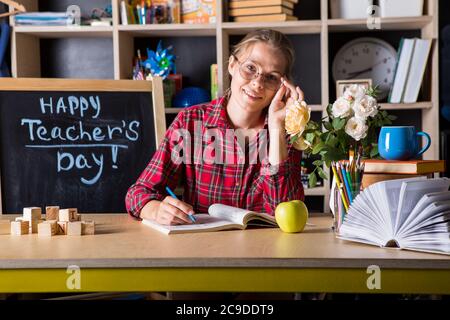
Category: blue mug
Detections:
[{"x1": 378, "y1": 126, "x2": 431, "y2": 160}]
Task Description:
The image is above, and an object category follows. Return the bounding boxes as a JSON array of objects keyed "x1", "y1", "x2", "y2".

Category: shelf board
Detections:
[
  {"x1": 309, "y1": 104, "x2": 323, "y2": 112},
  {"x1": 222, "y1": 20, "x2": 322, "y2": 35},
  {"x1": 13, "y1": 26, "x2": 114, "y2": 38},
  {"x1": 328, "y1": 16, "x2": 433, "y2": 32},
  {"x1": 165, "y1": 108, "x2": 184, "y2": 114},
  {"x1": 305, "y1": 186, "x2": 327, "y2": 196},
  {"x1": 118, "y1": 24, "x2": 217, "y2": 37},
  {"x1": 379, "y1": 102, "x2": 433, "y2": 110}
]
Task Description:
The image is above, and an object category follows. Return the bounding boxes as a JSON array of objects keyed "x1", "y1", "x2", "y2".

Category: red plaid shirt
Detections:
[{"x1": 126, "y1": 97, "x2": 304, "y2": 219}]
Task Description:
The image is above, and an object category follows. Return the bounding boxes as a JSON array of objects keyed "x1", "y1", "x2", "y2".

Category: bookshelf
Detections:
[{"x1": 6, "y1": 0, "x2": 440, "y2": 212}]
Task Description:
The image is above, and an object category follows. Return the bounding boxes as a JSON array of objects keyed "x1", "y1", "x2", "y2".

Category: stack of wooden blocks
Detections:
[
  {"x1": 0, "y1": 207, "x2": 95, "y2": 237},
  {"x1": 229, "y1": 0, "x2": 298, "y2": 22}
]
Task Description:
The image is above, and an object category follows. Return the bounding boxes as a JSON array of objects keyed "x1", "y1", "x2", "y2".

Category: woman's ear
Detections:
[{"x1": 228, "y1": 55, "x2": 237, "y2": 77}]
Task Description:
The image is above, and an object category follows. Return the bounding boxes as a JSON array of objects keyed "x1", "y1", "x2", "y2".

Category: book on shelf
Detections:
[
  {"x1": 388, "y1": 38, "x2": 415, "y2": 103},
  {"x1": 352, "y1": 159, "x2": 446, "y2": 175},
  {"x1": 338, "y1": 177, "x2": 450, "y2": 255},
  {"x1": 229, "y1": 0, "x2": 295, "y2": 10},
  {"x1": 182, "y1": 0, "x2": 216, "y2": 24},
  {"x1": 142, "y1": 203, "x2": 277, "y2": 235},
  {"x1": 229, "y1": 5, "x2": 293, "y2": 17},
  {"x1": 234, "y1": 13, "x2": 297, "y2": 22},
  {"x1": 403, "y1": 38, "x2": 432, "y2": 103}
]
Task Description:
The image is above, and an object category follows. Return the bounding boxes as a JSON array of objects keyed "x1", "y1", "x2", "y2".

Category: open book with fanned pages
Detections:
[
  {"x1": 142, "y1": 204, "x2": 277, "y2": 235},
  {"x1": 338, "y1": 177, "x2": 450, "y2": 255}
]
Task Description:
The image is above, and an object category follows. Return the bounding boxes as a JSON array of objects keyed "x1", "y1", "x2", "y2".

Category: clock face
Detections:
[{"x1": 332, "y1": 37, "x2": 398, "y2": 100}]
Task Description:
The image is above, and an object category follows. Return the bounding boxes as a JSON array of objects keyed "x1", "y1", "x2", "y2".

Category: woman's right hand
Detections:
[{"x1": 152, "y1": 196, "x2": 195, "y2": 225}]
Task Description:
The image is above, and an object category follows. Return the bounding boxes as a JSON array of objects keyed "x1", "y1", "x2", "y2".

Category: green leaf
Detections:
[
  {"x1": 308, "y1": 172, "x2": 317, "y2": 188},
  {"x1": 327, "y1": 135, "x2": 339, "y2": 148},
  {"x1": 332, "y1": 117, "x2": 346, "y2": 130},
  {"x1": 306, "y1": 133, "x2": 315, "y2": 143},
  {"x1": 313, "y1": 160, "x2": 323, "y2": 166},
  {"x1": 317, "y1": 167, "x2": 328, "y2": 180},
  {"x1": 323, "y1": 121, "x2": 333, "y2": 131},
  {"x1": 289, "y1": 134, "x2": 299, "y2": 144},
  {"x1": 370, "y1": 144, "x2": 379, "y2": 158},
  {"x1": 312, "y1": 142, "x2": 325, "y2": 155}
]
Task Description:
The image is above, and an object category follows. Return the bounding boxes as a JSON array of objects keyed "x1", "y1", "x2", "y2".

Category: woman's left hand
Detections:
[{"x1": 268, "y1": 78, "x2": 304, "y2": 131}]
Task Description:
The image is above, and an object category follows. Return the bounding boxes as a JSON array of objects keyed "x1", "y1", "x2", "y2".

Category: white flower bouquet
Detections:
[{"x1": 286, "y1": 84, "x2": 396, "y2": 187}]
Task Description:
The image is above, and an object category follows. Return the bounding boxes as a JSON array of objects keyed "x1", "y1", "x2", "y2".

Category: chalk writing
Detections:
[{"x1": 22, "y1": 95, "x2": 140, "y2": 185}]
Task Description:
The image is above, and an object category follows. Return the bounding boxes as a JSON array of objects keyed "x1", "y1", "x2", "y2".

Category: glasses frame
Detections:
[{"x1": 232, "y1": 54, "x2": 284, "y2": 91}]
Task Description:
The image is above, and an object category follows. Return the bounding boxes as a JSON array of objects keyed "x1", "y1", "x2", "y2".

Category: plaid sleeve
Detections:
[
  {"x1": 259, "y1": 140, "x2": 305, "y2": 216},
  {"x1": 125, "y1": 111, "x2": 186, "y2": 220}
]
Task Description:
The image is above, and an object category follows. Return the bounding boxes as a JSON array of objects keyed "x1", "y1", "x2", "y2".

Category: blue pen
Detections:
[{"x1": 165, "y1": 186, "x2": 196, "y2": 223}]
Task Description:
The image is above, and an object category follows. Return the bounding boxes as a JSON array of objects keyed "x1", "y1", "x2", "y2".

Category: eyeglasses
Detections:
[{"x1": 232, "y1": 55, "x2": 283, "y2": 91}]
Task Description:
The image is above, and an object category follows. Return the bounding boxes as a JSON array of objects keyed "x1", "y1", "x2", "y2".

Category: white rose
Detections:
[
  {"x1": 331, "y1": 97, "x2": 353, "y2": 118},
  {"x1": 353, "y1": 95, "x2": 378, "y2": 119},
  {"x1": 345, "y1": 117, "x2": 368, "y2": 141},
  {"x1": 343, "y1": 84, "x2": 366, "y2": 102}
]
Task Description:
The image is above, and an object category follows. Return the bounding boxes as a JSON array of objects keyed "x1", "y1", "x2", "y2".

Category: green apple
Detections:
[{"x1": 275, "y1": 200, "x2": 309, "y2": 233}]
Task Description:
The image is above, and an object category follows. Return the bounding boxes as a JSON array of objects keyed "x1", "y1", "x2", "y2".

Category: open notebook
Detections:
[
  {"x1": 142, "y1": 204, "x2": 277, "y2": 235},
  {"x1": 338, "y1": 177, "x2": 450, "y2": 255}
]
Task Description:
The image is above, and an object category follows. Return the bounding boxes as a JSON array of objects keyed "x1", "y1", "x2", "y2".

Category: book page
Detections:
[
  {"x1": 399, "y1": 201, "x2": 450, "y2": 237},
  {"x1": 395, "y1": 178, "x2": 450, "y2": 233},
  {"x1": 397, "y1": 191, "x2": 450, "y2": 236},
  {"x1": 377, "y1": 177, "x2": 426, "y2": 236}
]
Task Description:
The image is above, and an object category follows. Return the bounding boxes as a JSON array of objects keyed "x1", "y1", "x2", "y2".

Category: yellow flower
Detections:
[
  {"x1": 292, "y1": 136, "x2": 311, "y2": 151},
  {"x1": 285, "y1": 100, "x2": 311, "y2": 136}
]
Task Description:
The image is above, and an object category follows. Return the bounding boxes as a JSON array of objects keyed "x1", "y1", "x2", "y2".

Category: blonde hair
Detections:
[{"x1": 230, "y1": 29, "x2": 295, "y2": 80}]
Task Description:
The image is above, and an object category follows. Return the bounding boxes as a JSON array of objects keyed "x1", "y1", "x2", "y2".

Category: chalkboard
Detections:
[{"x1": 0, "y1": 78, "x2": 166, "y2": 214}]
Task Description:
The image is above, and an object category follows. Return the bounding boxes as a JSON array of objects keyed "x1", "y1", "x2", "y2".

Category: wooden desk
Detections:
[{"x1": 0, "y1": 214, "x2": 449, "y2": 294}]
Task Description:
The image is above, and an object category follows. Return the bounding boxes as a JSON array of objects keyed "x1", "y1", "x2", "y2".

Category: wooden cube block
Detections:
[
  {"x1": 59, "y1": 208, "x2": 78, "y2": 222},
  {"x1": 11, "y1": 221, "x2": 29, "y2": 235},
  {"x1": 57, "y1": 221, "x2": 68, "y2": 235},
  {"x1": 30, "y1": 219, "x2": 45, "y2": 234},
  {"x1": 67, "y1": 222, "x2": 82, "y2": 236},
  {"x1": 81, "y1": 221, "x2": 95, "y2": 235},
  {"x1": 38, "y1": 221, "x2": 57, "y2": 237},
  {"x1": 75, "y1": 214, "x2": 82, "y2": 221},
  {"x1": 23, "y1": 207, "x2": 42, "y2": 222},
  {"x1": 45, "y1": 206, "x2": 60, "y2": 221},
  {"x1": 0, "y1": 220, "x2": 10, "y2": 235}
]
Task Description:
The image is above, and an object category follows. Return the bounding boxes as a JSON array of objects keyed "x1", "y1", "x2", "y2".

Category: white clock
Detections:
[{"x1": 332, "y1": 37, "x2": 398, "y2": 100}]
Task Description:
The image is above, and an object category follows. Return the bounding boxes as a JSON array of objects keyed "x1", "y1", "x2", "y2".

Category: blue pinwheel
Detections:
[{"x1": 143, "y1": 41, "x2": 176, "y2": 79}]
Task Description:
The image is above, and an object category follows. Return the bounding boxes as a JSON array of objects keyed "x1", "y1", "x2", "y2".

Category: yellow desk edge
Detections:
[{"x1": 0, "y1": 267, "x2": 449, "y2": 294}]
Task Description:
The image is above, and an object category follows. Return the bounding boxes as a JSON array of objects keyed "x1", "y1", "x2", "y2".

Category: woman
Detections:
[{"x1": 126, "y1": 29, "x2": 305, "y2": 225}]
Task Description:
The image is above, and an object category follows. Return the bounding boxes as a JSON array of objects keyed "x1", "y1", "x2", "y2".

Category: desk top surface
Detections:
[{"x1": 0, "y1": 214, "x2": 449, "y2": 269}]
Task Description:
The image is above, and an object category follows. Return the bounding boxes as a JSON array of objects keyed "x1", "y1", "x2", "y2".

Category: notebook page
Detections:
[
  {"x1": 208, "y1": 204, "x2": 253, "y2": 225},
  {"x1": 142, "y1": 214, "x2": 236, "y2": 234}
]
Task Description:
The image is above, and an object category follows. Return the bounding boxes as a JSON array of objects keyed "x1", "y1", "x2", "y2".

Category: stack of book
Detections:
[
  {"x1": 229, "y1": 0, "x2": 298, "y2": 23},
  {"x1": 120, "y1": 0, "x2": 181, "y2": 25},
  {"x1": 388, "y1": 38, "x2": 433, "y2": 103},
  {"x1": 358, "y1": 159, "x2": 446, "y2": 189},
  {"x1": 15, "y1": 12, "x2": 74, "y2": 26}
]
